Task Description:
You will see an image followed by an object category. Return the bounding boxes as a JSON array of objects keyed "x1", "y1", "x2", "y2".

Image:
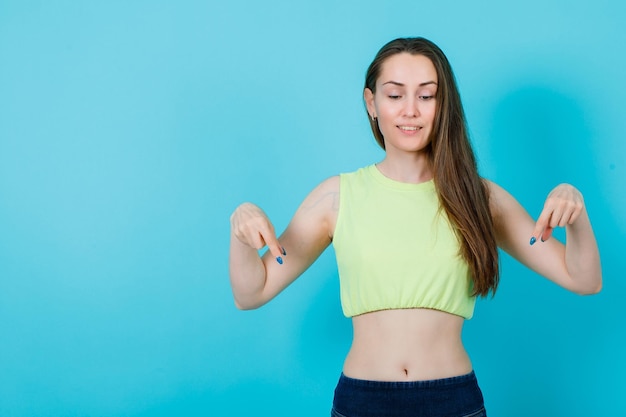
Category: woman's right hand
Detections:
[
  {"x1": 230, "y1": 203, "x2": 286, "y2": 264},
  {"x1": 229, "y1": 177, "x2": 338, "y2": 309}
]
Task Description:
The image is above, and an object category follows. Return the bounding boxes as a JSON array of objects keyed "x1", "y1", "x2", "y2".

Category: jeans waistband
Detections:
[
  {"x1": 338, "y1": 370, "x2": 478, "y2": 389},
  {"x1": 332, "y1": 370, "x2": 485, "y2": 417}
]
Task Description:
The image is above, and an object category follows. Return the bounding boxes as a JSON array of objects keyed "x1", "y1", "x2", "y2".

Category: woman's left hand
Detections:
[{"x1": 531, "y1": 184, "x2": 585, "y2": 244}]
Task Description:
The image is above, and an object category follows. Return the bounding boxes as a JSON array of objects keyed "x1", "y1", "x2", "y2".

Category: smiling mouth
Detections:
[{"x1": 398, "y1": 126, "x2": 421, "y2": 131}]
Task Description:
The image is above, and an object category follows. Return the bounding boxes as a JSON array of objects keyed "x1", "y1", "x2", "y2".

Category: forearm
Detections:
[
  {"x1": 564, "y1": 208, "x2": 602, "y2": 294},
  {"x1": 229, "y1": 231, "x2": 268, "y2": 309}
]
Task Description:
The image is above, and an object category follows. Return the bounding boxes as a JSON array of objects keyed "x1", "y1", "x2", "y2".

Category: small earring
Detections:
[{"x1": 371, "y1": 115, "x2": 377, "y2": 122}]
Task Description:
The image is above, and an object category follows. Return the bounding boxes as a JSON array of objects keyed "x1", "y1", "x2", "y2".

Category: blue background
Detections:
[{"x1": 1, "y1": 1, "x2": 624, "y2": 416}]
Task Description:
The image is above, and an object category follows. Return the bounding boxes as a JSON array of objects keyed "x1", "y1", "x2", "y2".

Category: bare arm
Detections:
[
  {"x1": 487, "y1": 180, "x2": 602, "y2": 295},
  {"x1": 229, "y1": 176, "x2": 339, "y2": 309}
]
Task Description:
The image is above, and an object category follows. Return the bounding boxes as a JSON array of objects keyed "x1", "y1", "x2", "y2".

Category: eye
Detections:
[
  {"x1": 388, "y1": 95, "x2": 402, "y2": 100},
  {"x1": 419, "y1": 95, "x2": 435, "y2": 101}
]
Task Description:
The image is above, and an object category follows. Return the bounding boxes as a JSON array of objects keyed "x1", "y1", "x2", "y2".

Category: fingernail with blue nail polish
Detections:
[
  {"x1": 276, "y1": 256, "x2": 283, "y2": 265},
  {"x1": 529, "y1": 237, "x2": 536, "y2": 246}
]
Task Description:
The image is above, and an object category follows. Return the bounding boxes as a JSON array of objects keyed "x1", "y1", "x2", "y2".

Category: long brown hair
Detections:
[{"x1": 365, "y1": 37, "x2": 499, "y2": 297}]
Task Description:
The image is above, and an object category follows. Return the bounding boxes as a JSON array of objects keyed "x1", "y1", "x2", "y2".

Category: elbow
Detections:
[
  {"x1": 233, "y1": 297, "x2": 264, "y2": 311},
  {"x1": 573, "y1": 279, "x2": 603, "y2": 296},
  {"x1": 580, "y1": 284, "x2": 602, "y2": 296},
  {"x1": 234, "y1": 301, "x2": 257, "y2": 311}
]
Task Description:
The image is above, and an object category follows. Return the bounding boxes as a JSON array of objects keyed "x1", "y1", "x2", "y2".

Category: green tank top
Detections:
[{"x1": 333, "y1": 165, "x2": 476, "y2": 319}]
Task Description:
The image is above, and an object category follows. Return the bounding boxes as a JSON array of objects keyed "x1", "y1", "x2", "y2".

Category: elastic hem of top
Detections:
[{"x1": 343, "y1": 306, "x2": 474, "y2": 320}]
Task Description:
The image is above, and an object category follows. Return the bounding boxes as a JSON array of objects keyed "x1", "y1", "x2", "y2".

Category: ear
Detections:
[{"x1": 364, "y1": 88, "x2": 376, "y2": 120}]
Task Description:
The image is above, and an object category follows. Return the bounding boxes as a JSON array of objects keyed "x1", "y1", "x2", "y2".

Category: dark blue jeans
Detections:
[{"x1": 331, "y1": 371, "x2": 486, "y2": 417}]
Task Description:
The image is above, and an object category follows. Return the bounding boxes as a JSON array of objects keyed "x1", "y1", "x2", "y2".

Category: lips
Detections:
[{"x1": 398, "y1": 125, "x2": 421, "y2": 131}]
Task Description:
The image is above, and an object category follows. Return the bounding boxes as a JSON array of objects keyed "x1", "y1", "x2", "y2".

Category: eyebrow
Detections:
[{"x1": 382, "y1": 80, "x2": 438, "y2": 87}]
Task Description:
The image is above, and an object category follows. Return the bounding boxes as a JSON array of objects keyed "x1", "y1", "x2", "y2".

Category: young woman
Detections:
[{"x1": 229, "y1": 37, "x2": 602, "y2": 417}]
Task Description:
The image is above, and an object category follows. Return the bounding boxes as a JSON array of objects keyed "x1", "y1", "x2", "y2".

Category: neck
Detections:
[{"x1": 377, "y1": 151, "x2": 433, "y2": 184}]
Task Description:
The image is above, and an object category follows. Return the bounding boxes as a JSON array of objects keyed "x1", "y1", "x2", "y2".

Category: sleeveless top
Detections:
[{"x1": 332, "y1": 165, "x2": 476, "y2": 319}]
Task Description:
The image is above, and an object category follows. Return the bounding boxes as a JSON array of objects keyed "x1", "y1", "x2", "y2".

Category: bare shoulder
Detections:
[
  {"x1": 482, "y1": 178, "x2": 537, "y2": 250},
  {"x1": 483, "y1": 178, "x2": 515, "y2": 224},
  {"x1": 283, "y1": 175, "x2": 339, "y2": 240},
  {"x1": 483, "y1": 178, "x2": 507, "y2": 199},
  {"x1": 300, "y1": 175, "x2": 340, "y2": 213},
  {"x1": 316, "y1": 175, "x2": 340, "y2": 194}
]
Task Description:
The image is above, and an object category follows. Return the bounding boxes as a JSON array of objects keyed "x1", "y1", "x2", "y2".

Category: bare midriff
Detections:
[{"x1": 343, "y1": 308, "x2": 472, "y2": 382}]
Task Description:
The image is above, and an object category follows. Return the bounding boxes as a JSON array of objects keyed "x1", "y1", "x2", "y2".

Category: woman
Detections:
[{"x1": 229, "y1": 37, "x2": 602, "y2": 417}]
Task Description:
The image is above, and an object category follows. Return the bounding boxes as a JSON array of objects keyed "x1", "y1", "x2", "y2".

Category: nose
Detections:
[{"x1": 403, "y1": 96, "x2": 420, "y2": 118}]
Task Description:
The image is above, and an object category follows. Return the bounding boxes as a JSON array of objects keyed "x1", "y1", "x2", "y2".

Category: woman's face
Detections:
[{"x1": 365, "y1": 53, "x2": 438, "y2": 154}]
